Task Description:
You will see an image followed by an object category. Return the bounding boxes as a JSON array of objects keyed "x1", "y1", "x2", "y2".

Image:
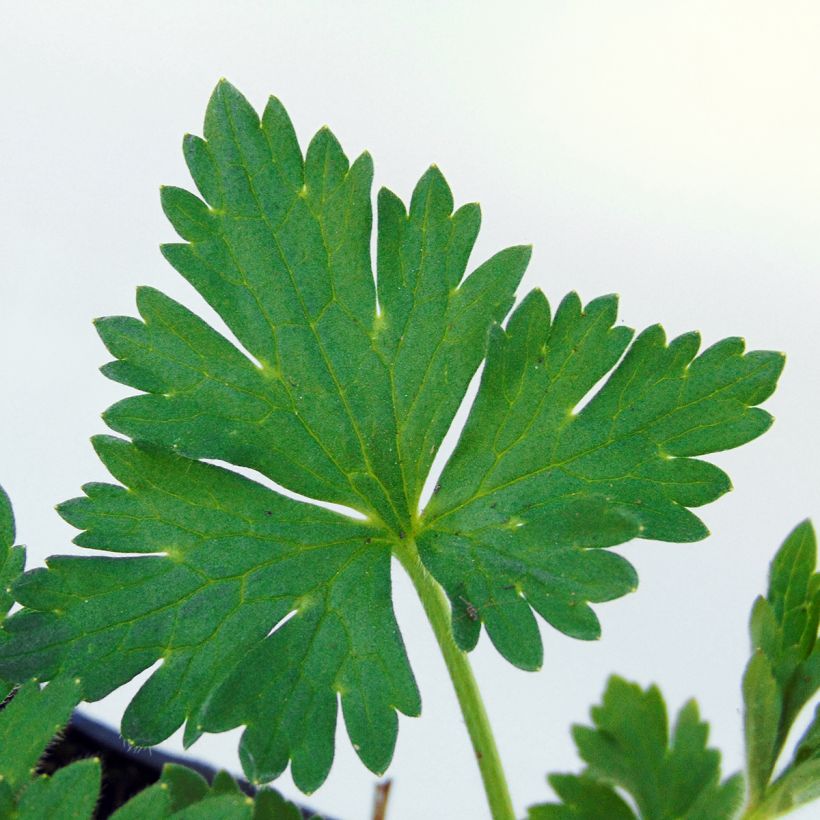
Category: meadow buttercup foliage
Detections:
[{"x1": 0, "y1": 82, "x2": 810, "y2": 820}]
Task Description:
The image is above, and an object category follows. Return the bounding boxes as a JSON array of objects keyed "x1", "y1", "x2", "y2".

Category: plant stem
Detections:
[
  {"x1": 740, "y1": 783, "x2": 788, "y2": 820},
  {"x1": 740, "y1": 804, "x2": 773, "y2": 820},
  {"x1": 394, "y1": 538, "x2": 515, "y2": 820}
]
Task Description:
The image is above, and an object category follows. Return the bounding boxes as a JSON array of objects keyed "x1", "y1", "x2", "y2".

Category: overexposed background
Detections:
[{"x1": 1, "y1": 2, "x2": 819, "y2": 818}]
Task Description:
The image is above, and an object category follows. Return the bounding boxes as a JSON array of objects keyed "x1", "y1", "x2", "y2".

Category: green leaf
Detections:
[
  {"x1": 0, "y1": 81, "x2": 782, "y2": 790},
  {"x1": 743, "y1": 520, "x2": 819, "y2": 804},
  {"x1": 530, "y1": 676, "x2": 743, "y2": 820},
  {"x1": 110, "y1": 766, "x2": 305, "y2": 820},
  {"x1": 420, "y1": 291, "x2": 783, "y2": 666},
  {"x1": 761, "y1": 761, "x2": 820, "y2": 816},
  {"x1": 528, "y1": 774, "x2": 636, "y2": 819},
  {"x1": 754, "y1": 703, "x2": 820, "y2": 814},
  {"x1": 743, "y1": 650, "x2": 782, "y2": 805},
  {"x1": 110, "y1": 783, "x2": 173, "y2": 820},
  {"x1": 111, "y1": 763, "x2": 210, "y2": 819},
  {"x1": 0, "y1": 485, "x2": 25, "y2": 621},
  {"x1": 0, "y1": 781, "x2": 14, "y2": 818},
  {"x1": 17, "y1": 757, "x2": 101, "y2": 820},
  {"x1": 0, "y1": 677, "x2": 82, "y2": 795},
  {"x1": 0, "y1": 485, "x2": 25, "y2": 697},
  {"x1": 0, "y1": 676, "x2": 101, "y2": 820},
  {"x1": 109, "y1": 81, "x2": 528, "y2": 535},
  {"x1": 794, "y1": 703, "x2": 820, "y2": 766},
  {"x1": 170, "y1": 793, "x2": 254, "y2": 819},
  {"x1": 2, "y1": 437, "x2": 419, "y2": 791},
  {"x1": 160, "y1": 763, "x2": 210, "y2": 810},
  {"x1": 0, "y1": 674, "x2": 303, "y2": 820},
  {"x1": 0, "y1": 486, "x2": 15, "y2": 552},
  {"x1": 252, "y1": 789, "x2": 304, "y2": 820},
  {"x1": 211, "y1": 770, "x2": 242, "y2": 796}
]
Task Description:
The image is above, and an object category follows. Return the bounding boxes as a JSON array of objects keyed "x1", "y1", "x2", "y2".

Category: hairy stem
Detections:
[
  {"x1": 740, "y1": 778, "x2": 794, "y2": 820},
  {"x1": 394, "y1": 538, "x2": 515, "y2": 820}
]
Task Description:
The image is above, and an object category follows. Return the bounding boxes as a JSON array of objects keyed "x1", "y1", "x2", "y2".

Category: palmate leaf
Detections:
[
  {"x1": 0, "y1": 81, "x2": 782, "y2": 790},
  {"x1": 529, "y1": 676, "x2": 744, "y2": 819}
]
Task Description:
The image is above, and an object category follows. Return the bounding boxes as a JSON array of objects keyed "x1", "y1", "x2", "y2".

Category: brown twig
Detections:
[{"x1": 371, "y1": 779, "x2": 393, "y2": 820}]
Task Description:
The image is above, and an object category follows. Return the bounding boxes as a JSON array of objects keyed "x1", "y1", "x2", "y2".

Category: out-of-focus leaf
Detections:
[
  {"x1": 17, "y1": 758, "x2": 100, "y2": 820},
  {"x1": 743, "y1": 521, "x2": 819, "y2": 808},
  {"x1": 530, "y1": 676, "x2": 742, "y2": 819}
]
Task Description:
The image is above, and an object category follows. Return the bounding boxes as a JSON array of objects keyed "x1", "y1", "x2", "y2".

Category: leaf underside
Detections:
[
  {"x1": 0, "y1": 81, "x2": 782, "y2": 790},
  {"x1": 529, "y1": 676, "x2": 744, "y2": 820}
]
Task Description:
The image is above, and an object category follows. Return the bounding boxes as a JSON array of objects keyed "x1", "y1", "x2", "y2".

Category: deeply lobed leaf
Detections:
[
  {"x1": 1, "y1": 437, "x2": 418, "y2": 791},
  {"x1": 0, "y1": 80, "x2": 783, "y2": 790},
  {"x1": 529, "y1": 676, "x2": 743, "y2": 819},
  {"x1": 419, "y1": 289, "x2": 783, "y2": 667},
  {"x1": 104, "y1": 79, "x2": 528, "y2": 534}
]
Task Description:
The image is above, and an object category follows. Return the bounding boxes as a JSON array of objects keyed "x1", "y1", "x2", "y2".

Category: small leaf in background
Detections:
[
  {"x1": 530, "y1": 676, "x2": 743, "y2": 820},
  {"x1": 743, "y1": 520, "x2": 820, "y2": 814},
  {"x1": 161, "y1": 763, "x2": 210, "y2": 811},
  {"x1": 0, "y1": 677, "x2": 82, "y2": 795},
  {"x1": 0, "y1": 485, "x2": 15, "y2": 556},
  {"x1": 112, "y1": 765, "x2": 305, "y2": 820},
  {"x1": 0, "y1": 81, "x2": 783, "y2": 791},
  {"x1": 743, "y1": 649, "x2": 782, "y2": 806},
  {"x1": 109, "y1": 783, "x2": 173, "y2": 820},
  {"x1": 0, "y1": 485, "x2": 25, "y2": 699},
  {"x1": 529, "y1": 773, "x2": 635, "y2": 819},
  {"x1": 252, "y1": 788, "x2": 305, "y2": 820},
  {"x1": 17, "y1": 757, "x2": 101, "y2": 820},
  {"x1": 0, "y1": 597, "x2": 305, "y2": 820}
]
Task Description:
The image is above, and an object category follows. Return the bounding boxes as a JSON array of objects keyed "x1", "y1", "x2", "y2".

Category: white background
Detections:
[{"x1": 1, "y1": 2, "x2": 819, "y2": 818}]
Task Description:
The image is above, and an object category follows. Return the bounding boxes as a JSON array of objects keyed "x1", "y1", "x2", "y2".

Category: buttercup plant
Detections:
[{"x1": 0, "y1": 81, "x2": 816, "y2": 819}]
